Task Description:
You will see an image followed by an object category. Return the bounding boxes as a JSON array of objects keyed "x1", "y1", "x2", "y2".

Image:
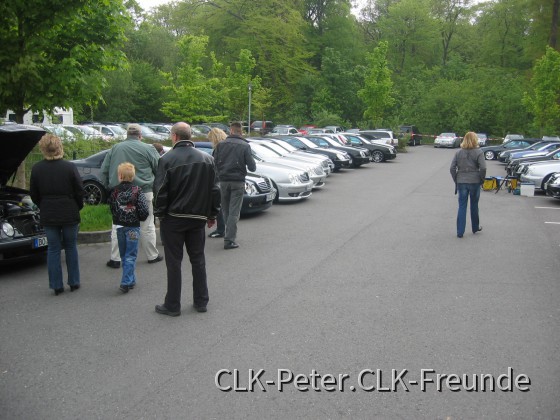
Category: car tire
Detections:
[
  {"x1": 484, "y1": 151, "x2": 495, "y2": 160},
  {"x1": 541, "y1": 174, "x2": 553, "y2": 190},
  {"x1": 371, "y1": 150, "x2": 384, "y2": 163},
  {"x1": 271, "y1": 181, "x2": 280, "y2": 203},
  {"x1": 83, "y1": 181, "x2": 107, "y2": 205}
]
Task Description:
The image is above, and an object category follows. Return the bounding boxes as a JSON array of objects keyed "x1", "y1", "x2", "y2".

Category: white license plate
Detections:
[
  {"x1": 33, "y1": 236, "x2": 48, "y2": 248},
  {"x1": 266, "y1": 192, "x2": 275, "y2": 201}
]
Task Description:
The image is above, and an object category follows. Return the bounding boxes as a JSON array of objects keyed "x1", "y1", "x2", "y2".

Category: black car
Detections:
[
  {"x1": 306, "y1": 136, "x2": 370, "y2": 168},
  {"x1": 507, "y1": 148, "x2": 560, "y2": 177},
  {"x1": 341, "y1": 133, "x2": 397, "y2": 163},
  {"x1": 0, "y1": 124, "x2": 48, "y2": 263},
  {"x1": 480, "y1": 139, "x2": 540, "y2": 160},
  {"x1": 545, "y1": 172, "x2": 560, "y2": 199},
  {"x1": 279, "y1": 136, "x2": 351, "y2": 171},
  {"x1": 71, "y1": 145, "x2": 276, "y2": 215},
  {"x1": 398, "y1": 125, "x2": 422, "y2": 146}
]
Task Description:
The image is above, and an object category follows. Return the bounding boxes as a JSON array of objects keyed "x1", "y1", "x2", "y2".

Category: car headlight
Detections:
[
  {"x1": 288, "y1": 173, "x2": 298, "y2": 184},
  {"x1": 336, "y1": 153, "x2": 345, "y2": 160},
  {"x1": 244, "y1": 181, "x2": 258, "y2": 196},
  {"x1": 2, "y1": 222, "x2": 15, "y2": 238},
  {"x1": 344, "y1": 152, "x2": 351, "y2": 159}
]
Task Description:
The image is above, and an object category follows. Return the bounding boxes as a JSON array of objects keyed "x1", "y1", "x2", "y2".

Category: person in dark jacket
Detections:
[
  {"x1": 450, "y1": 132, "x2": 487, "y2": 238},
  {"x1": 108, "y1": 163, "x2": 150, "y2": 293},
  {"x1": 152, "y1": 122, "x2": 221, "y2": 316},
  {"x1": 206, "y1": 127, "x2": 228, "y2": 238},
  {"x1": 213, "y1": 122, "x2": 256, "y2": 249},
  {"x1": 30, "y1": 134, "x2": 84, "y2": 295}
]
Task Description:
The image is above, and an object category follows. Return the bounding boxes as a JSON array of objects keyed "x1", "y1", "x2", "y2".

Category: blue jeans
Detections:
[
  {"x1": 457, "y1": 183, "x2": 481, "y2": 236},
  {"x1": 220, "y1": 181, "x2": 245, "y2": 243},
  {"x1": 117, "y1": 227, "x2": 140, "y2": 287},
  {"x1": 44, "y1": 224, "x2": 80, "y2": 290}
]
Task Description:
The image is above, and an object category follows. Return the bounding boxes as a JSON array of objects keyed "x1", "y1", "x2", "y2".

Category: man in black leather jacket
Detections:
[
  {"x1": 152, "y1": 122, "x2": 221, "y2": 316},
  {"x1": 213, "y1": 122, "x2": 256, "y2": 249}
]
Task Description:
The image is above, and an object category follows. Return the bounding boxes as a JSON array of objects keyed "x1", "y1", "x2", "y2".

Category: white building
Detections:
[{"x1": 3, "y1": 107, "x2": 74, "y2": 125}]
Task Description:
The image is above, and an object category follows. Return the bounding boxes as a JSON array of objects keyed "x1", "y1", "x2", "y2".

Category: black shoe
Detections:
[
  {"x1": 119, "y1": 285, "x2": 130, "y2": 294},
  {"x1": 148, "y1": 255, "x2": 164, "y2": 264},
  {"x1": 224, "y1": 241, "x2": 239, "y2": 250},
  {"x1": 106, "y1": 260, "x2": 120, "y2": 269},
  {"x1": 457, "y1": 234, "x2": 463, "y2": 238},
  {"x1": 155, "y1": 304, "x2": 180, "y2": 317},
  {"x1": 54, "y1": 288, "x2": 64, "y2": 296},
  {"x1": 473, "y1": 226, "x2": 483, "y2": 234},
  {"x1": 129, "y1": 284, "x2": 135, "y2": 290},
  {"x1": 208, "y1": 231, "x2": 225, "y2": 238},
  {"x1": 194, "y1": 305, "x2": 207, "y2": 313},
  {"x1": 70, "y1": 284, "x2": 80, "y2": 292}
]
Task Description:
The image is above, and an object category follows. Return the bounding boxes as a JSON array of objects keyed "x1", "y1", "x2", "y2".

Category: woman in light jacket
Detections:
[
  {"x1": 30, "y1": 134, "x2": 84, "y2": 295},
  {"x1": 450, "y1": 132, "x2": 487, "y2": 238}
]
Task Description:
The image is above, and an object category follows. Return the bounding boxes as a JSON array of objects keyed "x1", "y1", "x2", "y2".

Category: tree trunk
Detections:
[{"x1": 550, "y1": 0, "x2": 559, "y2": 49}]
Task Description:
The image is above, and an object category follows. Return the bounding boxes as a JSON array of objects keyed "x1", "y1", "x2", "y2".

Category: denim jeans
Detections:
[
  {"x1": 220, "y1": 181, "x2": 244, "y2": 243},
  {"x1": 44, "y1": 224, "x2": 80, "y2": 290},
  {"x1": 457, "y1": 183, "x2": 481, "y2": 236},
  {"x1": 116, "y1": 227, "x2": 140, "y2": 287}
]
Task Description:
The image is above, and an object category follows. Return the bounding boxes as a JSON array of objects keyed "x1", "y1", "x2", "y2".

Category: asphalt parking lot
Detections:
[{"x1": 1, "y1": 146, "x2": 559, "y2": 419}]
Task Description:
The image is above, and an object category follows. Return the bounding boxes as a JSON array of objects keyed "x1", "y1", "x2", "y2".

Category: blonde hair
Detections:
[
  {"x1": 118, "y1": 162, "x2": 135, "y2": 182},
  {"x1": 38, "y1": 133, "x2": 64, "y2": 160},
  {"x1": 461, "y1": 132, "x2": 479, "y2": 149},
  {"x1": 208, "y1": 127, "x2": 227, "y2": 148}
]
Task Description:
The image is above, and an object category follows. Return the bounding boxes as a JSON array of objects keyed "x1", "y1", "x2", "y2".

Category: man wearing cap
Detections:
[{"x1": 101, "y1": 124, "x2": 163, "y2": 266}]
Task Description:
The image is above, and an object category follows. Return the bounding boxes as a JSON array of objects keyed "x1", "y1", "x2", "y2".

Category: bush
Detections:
[{"x1": 80, "y1": 204, "x2": 112, "y2": 232}]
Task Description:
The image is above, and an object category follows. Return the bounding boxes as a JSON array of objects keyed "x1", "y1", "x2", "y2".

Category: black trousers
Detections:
[{"x1": 160, "y1": 216, "x2": 208, "y2": 312}]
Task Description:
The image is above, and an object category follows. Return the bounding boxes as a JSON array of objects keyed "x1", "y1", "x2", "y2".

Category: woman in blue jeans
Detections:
[
  {"x1": 450, "y1": 132, "x2": 487, "y2": 238},
  {"x1": 30, "y1": 134, "x2": 84, "y2": 295}
]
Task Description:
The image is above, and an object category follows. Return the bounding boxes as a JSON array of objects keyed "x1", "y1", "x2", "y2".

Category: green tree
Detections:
[
  {"x1": 358, "y1": 41, "x2": 395, "y2": 127},
  {"x1": 523, "y1": 46, "x2": 560, "y2": 135}
]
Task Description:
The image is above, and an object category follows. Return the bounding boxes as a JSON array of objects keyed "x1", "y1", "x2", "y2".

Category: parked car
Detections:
[
  {"x1": 266, "y1": 125, "x2": 300, "y2": 136},
  {"x1": 398, "y1": 125, "x2": 422, "y2": 146},
  {"x1": 359, "y1": 129, "x2": 398, "y2": 146},
  {"x1": 248, "y1": 142, "x2": 327, "y2": 189},
  {"x1": 324, "y1": 125, "x2": 345, "y2": 133},
  {"x1": 434, "y1": 132, "x2": 461, "y2": 148},
  {"x1": 476, "y1": 133, "x2": 488, "y2": 146},
  {"x1": 191, "y1": 124, "x2": 212, "y2": 138},
  {"x1": 89, "y1": 124, "x2": 127, "y2": 141},
  {"x1": 250, "y1": 138, "x2": 332, "y2": 176},
  {"x1": 519, "y1": 160, "x2": 560, "y2": 190},
  {"x1": 499, "y1": 141, "x2": 560, "y2": 163},
  {"x1": 507, "y1": 148, "x2": 560, "y2": 177},
  {"x1": 307, "y1": 128, "x2": 334, "y2": 135},
  {"x1": 204, "y1": 123, "x2": 230, "y2": 134},
  {"x1": 279, "y1": 136, "x2": 351, "y2": 171},
  {"x1": 306, "y1": 135, "x2": 370, "y2": 168},
  {"x1": 544, "y1": 172, "x2": 560, "y2": 199},
  {"x1": 138, "y1": 125, "x2": 167, "y2": 143},
  {"x1": 502, "y1": 134, "x2": 524, "y2": 143},
  {"x1": 0, "y1": 125, "x2": 48, "y2": 263},
  {"x1": 63, "y1": 125, "x2": 110, "y2": 141},
  {"x1": 542, "y1": 135, "x2": 560, "y2": 141},
  {"x1": 42, "y1": 124, "x2": 76, "y2": 141},
  {"x1": 143, "y1": 123, "x2": 172, "y2": 138},
  {"x1": 250, "y1": 120, "x2": 274, "y2": 135},
  {"x1": 481, "y1": 138, "x2": 540, "y2": 160},
  {"x1": 340, "y1": 133, "x2": 397, "y2": 162},
  {"x1": 193, "y1": 142, "x2": 312, "y2": 202}
]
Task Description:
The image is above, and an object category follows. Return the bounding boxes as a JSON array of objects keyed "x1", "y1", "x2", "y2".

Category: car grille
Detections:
[
  {"x1": 256, "y1": 178, "x2": 272, "y2": 192},
  {"x1": 299, "y1": 173, "x2": 310, "y2": 182}
]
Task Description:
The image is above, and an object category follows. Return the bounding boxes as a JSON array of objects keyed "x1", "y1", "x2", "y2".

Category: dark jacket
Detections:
[
  {"x1": 30, "y1": 159, "x2": 84, "y2": 226},
  {"x1": 108, "y1": 182, "x2": 150, "y2": 227},
  {"x1": 153, "y1": 141, "x2": 221, "y2": 220},
  {"x1": 213, "y1": 135, "x2": 256, "y2": 182}
]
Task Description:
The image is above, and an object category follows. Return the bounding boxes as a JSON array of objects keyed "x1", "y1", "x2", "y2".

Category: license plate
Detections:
[
  {"x1": 266, "y1": 192, "x2": 275, "y2": 201},
  {"x1": 33, "y1": 236, "x2": 48, "y2": 248},
  {"x1": 306, "y1": 184, "x2": 312, "y2": 191}
]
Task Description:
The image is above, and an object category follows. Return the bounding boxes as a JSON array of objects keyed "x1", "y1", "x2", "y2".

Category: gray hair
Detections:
[{"x1": 171, "y1": 122, "x2": 192, "y2": 140}]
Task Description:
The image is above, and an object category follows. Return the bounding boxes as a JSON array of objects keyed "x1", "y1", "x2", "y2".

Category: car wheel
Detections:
[
  {"x1": 541, "y1": 174, "x2": 553, "y2": 190},
  {"x1": 484, "y1": 151, "x2": 495, "y2": 160},
  {"x1": 371, "y1": 150, "x2": 384, "y2": 163},
  {"x1": 83, "y1": 181, "x2": 107, "y2": 205},
  {"x1": 271, "y1": 181, "x2": 280, "y2": 203}
]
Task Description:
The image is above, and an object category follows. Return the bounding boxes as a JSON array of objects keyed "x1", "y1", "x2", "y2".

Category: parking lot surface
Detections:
[{"x1": 1, "y1": 146, "x2": 559, "y2": 419}]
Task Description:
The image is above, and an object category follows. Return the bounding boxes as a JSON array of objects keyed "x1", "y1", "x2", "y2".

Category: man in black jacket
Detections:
[
  {"x1": 152, "y1": 122, "x2": 221, "y2": 316},
  {"x1": 213, "y1": 122, "x2": 256, "y2": 249}
]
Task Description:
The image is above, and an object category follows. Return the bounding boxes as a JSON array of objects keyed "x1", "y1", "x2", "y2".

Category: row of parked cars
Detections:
[
  {"x1": 489, "y1": 138, "x2": 560, "y2": 197},
  {"x1": 0, "y1": 124, "x2": 399, "y2": 264}
]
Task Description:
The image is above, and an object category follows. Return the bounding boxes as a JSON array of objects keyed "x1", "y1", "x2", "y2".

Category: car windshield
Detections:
[
  {"x1": 108, "y1": 125, "x2": 126, "y2": 135},
  {"x1": 274, "y1": 140, "x2": 297, "y2": 152},
  {"x1": 307, "y1": 137, "x2": 330, "y2": 147},
  {"x1": 322, "y1": 137, "x2": 342, "y2": 147},
  {"x1": 371, "y1": 131, "x2": 390, "y2": 138},
  {"x1": 297, "y1": 137, "x2": 319, "y2": 149},
  {"x1": 250, "y1": 143, "x2": 281, "y2": 158},
  {"x1": 141, "y1": 126, "x2": 157, "y2": 135},
  {"x1": 261, "y1": 142, "x2": 288, "y2": 156}
]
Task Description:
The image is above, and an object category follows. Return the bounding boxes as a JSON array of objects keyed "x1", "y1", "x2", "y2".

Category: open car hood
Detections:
[{"x1": 0, "y1": 124, "x2": 46, "y2": 186}]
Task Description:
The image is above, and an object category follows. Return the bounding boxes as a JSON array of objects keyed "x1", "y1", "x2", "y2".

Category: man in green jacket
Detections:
[{"x1": 101, "y1": 124, "x2": 163, "y2": 267}]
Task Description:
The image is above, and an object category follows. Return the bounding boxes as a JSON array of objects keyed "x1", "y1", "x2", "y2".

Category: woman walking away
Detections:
[
  {"x1": 30, "y1": 134, "x2": 84, "y2": 295},
  {"x1": 450, "y1": 132, "x2": 487, "y2": 238}
]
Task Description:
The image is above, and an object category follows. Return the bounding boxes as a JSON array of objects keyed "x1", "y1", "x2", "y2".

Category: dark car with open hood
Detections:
[{"x1": 0, "y1": 124, "x2": 48, "y2": 263}]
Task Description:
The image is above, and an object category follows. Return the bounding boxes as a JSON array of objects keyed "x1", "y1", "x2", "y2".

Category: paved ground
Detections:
[{"x1": 1, "y1": 146, "x2": 559, "y2": 419}]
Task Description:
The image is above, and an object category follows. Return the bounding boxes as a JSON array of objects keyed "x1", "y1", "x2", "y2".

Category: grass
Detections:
[{"x1": 80, "y1": 204, "x2": 113, "y2": 232}]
